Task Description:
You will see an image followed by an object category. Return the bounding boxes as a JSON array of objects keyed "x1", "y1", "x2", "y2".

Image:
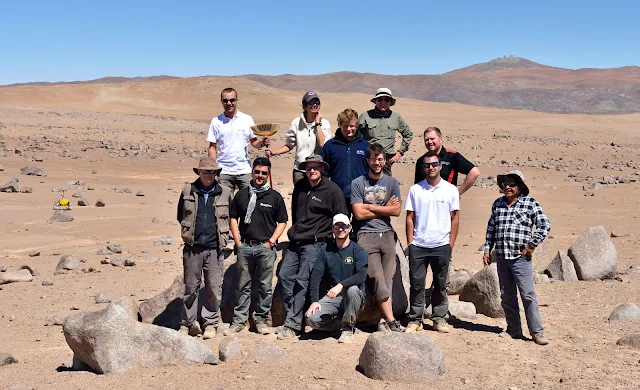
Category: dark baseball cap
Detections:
[{"x1": 302, "y1": 91, "x2": 320, "y2": 104}]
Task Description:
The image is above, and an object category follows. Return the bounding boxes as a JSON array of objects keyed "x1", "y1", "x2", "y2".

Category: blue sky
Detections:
[{"x1": 1, "y1": 0, "x2": 638, "y2": 84}]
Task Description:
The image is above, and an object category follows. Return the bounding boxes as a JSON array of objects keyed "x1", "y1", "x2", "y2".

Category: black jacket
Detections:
[{"x1": 177, "y1": 179, "x2": 222, "y2": 248}]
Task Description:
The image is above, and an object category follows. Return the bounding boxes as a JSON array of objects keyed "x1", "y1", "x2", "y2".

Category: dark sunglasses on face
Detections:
[
  {"x1": 422, "y1": 161, "x2": 441, "y2": 168},
  {"x1": 253, "y1": 169, "x2": 269, "y2": 176},
  {"x1": 305, "y1": 165, "x2": 323, "y2": 172},
  {"x1": 503, "y1": 180, "x2": 519, "y2": 188},
  {"x1": 376, "y1": 97, "x2": 391, "y2": 103},
  {"x1": 221, "y1": 98, "x2": 237, "y2": 103},
  {"x1": 307, "y1": 99, "x2": 320, "y2": 105},
  {"x1": 199, "y1": 170, "x2": 217, "y2": 175},
  {"x1": 332, "y1": 223, "x2": 350, "y2": 230}
]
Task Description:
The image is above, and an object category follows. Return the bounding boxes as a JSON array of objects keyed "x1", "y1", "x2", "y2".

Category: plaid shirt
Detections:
[{"x1": 483, "y1": 195, "x2": 551, "y2": 260}]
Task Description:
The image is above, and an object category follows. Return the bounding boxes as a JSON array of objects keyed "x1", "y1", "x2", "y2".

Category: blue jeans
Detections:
[
  {"x1": 231, "y1": 243, "x2": 276, "y2": 325},
  {"x1": 496, "y1": 255, "x2": 544, "y2": 335},
  {"x1": 278, "y1": 241, "x2": 323, "y2": 331}
]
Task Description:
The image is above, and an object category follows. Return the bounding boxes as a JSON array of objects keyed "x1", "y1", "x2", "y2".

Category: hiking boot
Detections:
[
  {"x1": 388, "y1": 320, "x2": 406, "y2": 332},
  {"x1": 277, "y1": 326, "x2": 298, "y2": 340},
  {"x1": 180, "y1": 322, "x2": 201, "y2": 337},
  {"x1": 338, "y1": 328, "x2": 354, "y2": 343},
  {"x1": 405, "y1": 321, "x2": 421, "y2": 333},
  {"x1": 255, "y1": 322, "x2": 271, "y2": 335},
  {"x1": 532, "y1": 331, "x2": 549, "y2": 345},
  {"x1": 432, "y1": 321, "x2": 451, "y2": 333},
  {"x1": 223, "y1": 323, "x2": 245, "y2": 336},
  {"x1": 202, "y1": 327, "x2": 217, "y2": 340},
  {"x1": 377, "y1": 322, "x2": 389, "y2": 332}
]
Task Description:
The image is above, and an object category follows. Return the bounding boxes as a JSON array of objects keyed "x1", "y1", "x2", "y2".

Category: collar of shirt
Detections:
[{"x1": 421, "y1": 178, "x2": 444, "y2": 190}]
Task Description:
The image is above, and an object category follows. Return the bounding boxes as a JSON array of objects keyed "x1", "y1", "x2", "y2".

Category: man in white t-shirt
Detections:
[
  {"x1": 404, "y1": 151, "x2": 460, "y2": 334},
  {"x1": 207, "y1": 88, "x2": 270, "y2": 192}
]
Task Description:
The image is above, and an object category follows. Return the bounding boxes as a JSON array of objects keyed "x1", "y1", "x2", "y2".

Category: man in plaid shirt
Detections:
[{"x1": 483, "y1": 170, "x2": 551, "y2": 345}]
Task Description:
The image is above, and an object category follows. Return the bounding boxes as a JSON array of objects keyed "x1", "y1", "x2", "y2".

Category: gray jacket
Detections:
[{"x1": 358, "y1": 109, "x2": 413, "y2": 155}]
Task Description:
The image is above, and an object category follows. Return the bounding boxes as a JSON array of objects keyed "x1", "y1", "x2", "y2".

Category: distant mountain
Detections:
[
  {"x1": 3, "y1": 75, "x2": 179, "y2": 87},
  {"x1": 241, "y1": 56, "x2": 640, "y2": 114}
]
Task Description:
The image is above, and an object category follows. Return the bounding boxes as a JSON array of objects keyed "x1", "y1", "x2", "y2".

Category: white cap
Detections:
[{"x1": 332, "y1": 213, "x2": 350, "y2": 226}]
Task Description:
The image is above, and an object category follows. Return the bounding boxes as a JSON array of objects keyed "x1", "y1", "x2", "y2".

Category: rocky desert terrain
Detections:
[{"x1": 1, "y1": 76, "x2": 639, "y2": 389}]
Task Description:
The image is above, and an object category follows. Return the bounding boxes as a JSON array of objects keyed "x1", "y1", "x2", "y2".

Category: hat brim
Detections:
[
  {"x1": 371, "y1": 95, "x2": 396, "y2": 106},
  {"x1": 497, "y1": 174, "x2": 529, "y2": 196},
  {"x1": 298, "y1": 161, "x2": 330, "y2": 172},
  {"x1": 194, "y1": 167, "x2": 222, "y2": 175}
]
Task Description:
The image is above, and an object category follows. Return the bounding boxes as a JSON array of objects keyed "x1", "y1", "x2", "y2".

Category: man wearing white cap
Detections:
[
  {"x1": 358, "y1": 88, "x2": 413, "y2": 176},
  {"x1": 305, "y1": 214, "x2": 368, "y2": 343}
]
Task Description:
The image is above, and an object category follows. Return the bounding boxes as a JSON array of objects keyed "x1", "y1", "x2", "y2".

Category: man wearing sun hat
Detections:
[
  {"x1": 177, "y1": 157, "x2": 234, "y2": 339},
  {"x1": 358, "y1": 88, "x2": 413, "y2": 176},
  {"x1": 482, "y1": 170, "x2": 551, "y2": 345}
]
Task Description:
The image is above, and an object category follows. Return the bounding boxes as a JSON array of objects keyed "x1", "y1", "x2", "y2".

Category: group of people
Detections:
[{"x1": 176, "y1": 86, "x2": 551, "y2": 346}]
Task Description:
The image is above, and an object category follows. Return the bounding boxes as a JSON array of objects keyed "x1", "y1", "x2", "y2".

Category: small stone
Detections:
[
  {"x1": 136, "y1": 191, "x2": 145, "y2": 196},
  {"x1": 77, "y1": 198, "x2": 90, "y2": 206},
  {"x1": 87, "y1": 185, "x2": 95, "y2": 190},
  {"x1": 72, "y1": 191, "x2": 83, "y2": 198},
  {"x1": 583, "y1": 191, "x2": 595, "y2": 196},
  {"x1": 124, "y1": 258, "x2": 136, "y2": 267},
  {"x1": 0, "y1": 266, "x2": 6, "y2": 272},
  {"x1": 50, "y1": 210, "x2": 74, "y2": 223},
  {"x1": 219, "y1": 336, "x2": 242, "y2": 362},
  {"x1": 95, "y1": 199, "x2": 106, "y2": 207},
  {"x1": 154, "y1": 236, "x2": 173, "y2": 246},
  {"x1": 616, "y1": 334, "x2": 640, "y2": 349},
  {"x1": 168, "y1": 200, "x2": 175, "y2": 204},
  {"x1": 28, "y1": 250, "x2": 40, "y2": 257},
  {"x1": 42, "y1": 279, "x2": 54, "y2": 286},
  {"x1": 19, "y1": 186, "x2": 33, "y2": 193},
  {"x1": 110, "y1": 257, "x2": 126, "y2": 267},
  {"x1": 107, "y1": 244, "x2": 122, "y2": 254},
  {"x1": 92, "y1": 170, "x2": 98, "y2": 174},
  {"x1": 0, "y1": 352, "x2": 18, "y2": 366},
  {"x1": 152, "y1": 217, "x2": 162, "y2": 224},
  {"x1": 19, "y1": 265, "x2": 40, "y2": 276},
  {"x1": 120, "y1": 188, "x2": 132, "y2": 194},
  {"x1": 54, "y1": 254, "x2": 82, "y2": 274},
  {"x1": 97, "y1": 248, "x2": 111, "y2": 255},
  {"x1": 9, "y1": 315, "x2": 15, "y2": 321},
  {"x1": 33, "y1": 155, "x2": 44, "y2": 162},
  {"x1": 95, "y1": 293, "x2": 111, "y2": 304},
  {"x1": 43, "y1": 315, "x2": 64, "y2": 326}
]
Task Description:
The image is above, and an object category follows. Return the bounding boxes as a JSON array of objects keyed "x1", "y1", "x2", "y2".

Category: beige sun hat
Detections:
[
  {"x1": 298, "y1": 154, "x2": 330, "y2": 171},
  {"x1": 370, "y1": 88, "x2": 396, "y2": 106},
  {"x1": 193, "y1": 157, "x2": 222, "y2": 175},
  {"x1": 497, "y1": 170, "x2": 530, "y2": 196}
]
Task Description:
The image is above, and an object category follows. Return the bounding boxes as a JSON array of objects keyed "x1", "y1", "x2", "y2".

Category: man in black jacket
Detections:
[
  {"x1": 277, "y1": 155, "x2": 348, "y2": 340},
  {"x1": 305, "y1": 214, "x2": 368, "y2": 343}
]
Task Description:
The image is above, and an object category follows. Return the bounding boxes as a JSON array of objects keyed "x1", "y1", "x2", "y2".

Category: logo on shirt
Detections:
[
  {"x1": 344, "y1": 256, "x2": 354, "y2": 264},
  {"x1": 356, "y1": 150, "x2": 365, "y2": 155},
  {"x1": 259, "y1": 202, "x2": 273, "y2": 208},
  {"x1": 311, "y1": 196, "x2": 322, "y2": 203},
  {"x1": 364, "y1": 185, "x2": 387, "y2": 205}
]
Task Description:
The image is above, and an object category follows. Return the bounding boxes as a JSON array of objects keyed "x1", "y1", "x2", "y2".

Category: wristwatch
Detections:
[{"x1": 314, "y1": 122, "x2": 321, "y2": 128}]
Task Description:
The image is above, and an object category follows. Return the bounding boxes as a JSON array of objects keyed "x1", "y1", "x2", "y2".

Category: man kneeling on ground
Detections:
[{"x1": 305, "y1": 214, "x2": 368, "y2": 343}]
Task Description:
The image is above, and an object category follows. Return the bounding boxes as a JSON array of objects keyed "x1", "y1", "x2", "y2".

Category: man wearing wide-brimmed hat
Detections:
[
  {"x1": 358, "y1": 88, "x2": 413, "y2": 176},
  {"x1": 177, "y1": 157, "x2": 233, "y2": 339},
  {"x1": 482, "y1": 170, "x2": 551, "y2": 345}
]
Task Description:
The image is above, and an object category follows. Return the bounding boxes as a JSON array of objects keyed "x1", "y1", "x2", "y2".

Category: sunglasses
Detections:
[
  {"x1": 305, "y1": 165, "x2": 323, "y2": 172},
  {"x1": 503, "y1": 180, "x2": 519, "y2": 188},
  {"x1": 332, "y1": 223, "x2": 350, "y2": 230},
  {"x1": 199, "y1": 169, "x2": 217, "y2": 175},
  {"x1": 376, "y1": 97, "x2": 391, "y2": 103},
  {"x1": 221, "y1": 98, "x2": 237, "y2": 103},
  {"x1": 307, "y1": 99, "x2": 320, "y2": 105},
  {"x1": 422, "y1": 161, "x2": 441, "y2": 168},
  {"x1": 253, "y1": 169, "x2": 269, "y2": 176}
]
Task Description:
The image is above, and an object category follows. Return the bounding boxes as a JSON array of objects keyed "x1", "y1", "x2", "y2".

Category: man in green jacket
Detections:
[{"x1": 358, "y1": 88, "x2": 413, "y2": 176}]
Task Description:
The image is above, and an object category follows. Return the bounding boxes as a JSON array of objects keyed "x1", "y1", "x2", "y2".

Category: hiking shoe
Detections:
[
  {"x1": 377, "y1": 322, "x2": 389, "y2": 332},
  {"x1": 277, "y1": 326, "x2": 298, "y2": 340},
  {"x1": 178, "y1": 325, "x2": 190, "y2": 336},
  {"x1": 180, "y1": 322, "x2": 201, "y2": 337},
  {"x1": 405, "y1": 321, "x2": 421, "y2": 333},
  {"x1": 338, "y1": 328, "x2": 354, "y2": 343},
  {"x1": 202, "y1": 327, "x2": 217, "y2": 340},
  {"x1": 388, "y1": 320, "x2": 406, "y2": 332},
  {"x1": 432, "y1": 322, "x2": 451, "y2": 333},
  {"x1": 255, "y1": 322, "x2": 271, "y2": 335},
  {"x1": 223, "y1": 323, "x2": 245, "y2": 336},
  {"x1": 532, "y1": 331, "x2": 549, "y2": 345}
]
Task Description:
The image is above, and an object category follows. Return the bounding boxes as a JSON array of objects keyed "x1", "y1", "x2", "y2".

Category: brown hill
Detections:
[{"x1": 242, "y1": 56, "x2": 640, "y2": 114}]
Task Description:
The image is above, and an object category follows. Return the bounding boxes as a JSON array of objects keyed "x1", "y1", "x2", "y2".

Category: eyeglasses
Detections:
[
  {"x1": 305, "y1": 165, "x2": 323, "y2": 172},
  {"x1": 376, "y1": 97, "x2": 391, "y2": 103},
  {"x1": 307, "y1": 99, "x2": 320, "y2": 105},
  {"x1": 422, "y1": 161, "x2": 441, "y2": 168},
  {"x1": 332, "y1": 223, "x2": 350, "y2": 230},
  {"x1": 221, "y1": 98, "x2": 237, "y2": 103},
  {"x1": 503, "y1": 180, "x2": 519, "y2": 188},
  {"x1": 199, "y1": 169, "x2": 217, "y2": 175},
  {"x1": 253, "y1": 169, "x2": 269, "y2": 176}
]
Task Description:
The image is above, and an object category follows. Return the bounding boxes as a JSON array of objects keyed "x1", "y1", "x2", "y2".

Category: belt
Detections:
[
  {"x1": 242, "y1": 239, "x2": 269, "y2": 246},
  {"x1": 296, "y1": 237, "x2": 333, "y2": 245}
]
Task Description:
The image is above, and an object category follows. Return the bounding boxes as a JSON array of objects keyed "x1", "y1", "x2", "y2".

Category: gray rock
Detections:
[
  {"x1": 534, "y1": 273, "x2": 550, "y2": 284},
  {"x1": 55, "y1": 254, "x2": 81, "y2": 274},
  {"x1": 97, "y1": 248, "x2": 111, "y2": 255},
  {"x1": 0, "y1": 266, "x2": 6, "y2": 272},
  {"x1": 448, "y1": 300, "x2": 477, "y2": 319},
  {"x1": 218, "y1": 336, "x2": 242, "y2": 362},
  {"x1": 583, "y1": 191, "x2": 595, "y2": 197},
  {"x1": 616, "y1": 334, "x2": 640, "y2": 349},
  {"x1": 77, "y1": 198, "x2": 89, "y2": 206},
  {"x1": 545, "y1": 251, "x2": 578, "y2": 281},
  {"x1": 138, "y1": 275, "x2": 185, "y2": 328},
  {"x1": 50, "y1": 210, "x2": 74, "y2": 223},
  {"x1": 19, "y1": 265, "x2": 40, "y2": 276},
  {"x1": 95, "y1": 199, "x2": 106, "y2": 207},
  {"x1": 95, "y1": 293, "x2": 111, "y2": 304},
  {"x1": 63, "y1": 297, "x2": 219, "y2": 374},
  {"x1": 154, "y1": 236, "x2": 173, "y2": 246},
  {"x1": 109, "y1": 257, "x2": 126, "y2": 267},
  {"x1": 44, "y1": 315, "x2": 65, "y2": 326},
  {"x1": 568, "y1": 226, "x2": 617, "y2": 280},
  {"x1": 0, "y1": 179, "x2": 19, "y2": 193},
  {"x1": 28, "y1": 250, "x2": 40, "y2": 257},
  {"x1": 42, "y1": 279, "x2": 54, "y2": 286},
  {"x1": 0, "y1": 352, "x2": 18, "y2": 366},
  {"x1": 0, "y1": 269, "x2": 34, "y2": 285},
  {"x1": 608, "y1": 303, "x2": 640, "y2": 321},
  {"x1": 20, "y1": 166, "x2": 46, "y2": 176},
  {"x1": 152, "y1": 217, "x2": 163, "y2": 224},
  {"x1": 92, "y1": 170, "x2": 98, "y2": 174},
  {"x1": 359, "y1": 332, "x2": 445, "y2": 382},
  {"x1": 87, "y1": 185, "x2": 95, "y2": 190},
  {"x1": 19, "y1": 186, "x2": 32, "y2": 193},
  {"x1": 136, "y1": 191, "x2": 145, "y2": 196},
  {"x1": 72, "y1": 191, "x2": 84, "y2": 198},
  {"x1": 107, "y1": 244, "x2": 122, "y2": 254},
  {"x1": 124, "y1": 258, "x2": 136, "y2": 267},
  {"x1": 447, "y1": 270, "x2": 470, "y2": 295},
  {"x1": 459, "y1": 264, "x2": 504, "y2": 318},
  {"x1": 247, "y1": 344, "x2": 285, "y2": 364},
  {"x1": 120, "y1": 188, "x2": 132, "y2": 194}
]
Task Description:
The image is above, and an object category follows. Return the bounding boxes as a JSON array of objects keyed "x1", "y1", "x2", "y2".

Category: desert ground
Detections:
[{"x1": 1, "y1": 77, "x2": 639, "y2": 389}]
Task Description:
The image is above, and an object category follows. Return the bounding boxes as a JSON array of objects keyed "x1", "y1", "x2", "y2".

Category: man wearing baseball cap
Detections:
[
  {"x1": 176, "y1": 157, "x2": 233, "y2": 340},
  {"x1": 358, "y1": 88, "x2": 413, "y2": 176},
  {"x1": 305, "y1": 214, "x2": 368, "y2": 343},
  {"x1": 482, "y1": 170, "x2": 551, "y2": 345}
]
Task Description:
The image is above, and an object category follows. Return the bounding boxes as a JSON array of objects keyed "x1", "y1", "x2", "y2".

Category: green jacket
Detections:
[{"x1": 358, "y1": 109, "x2": 413, "y2": 155}]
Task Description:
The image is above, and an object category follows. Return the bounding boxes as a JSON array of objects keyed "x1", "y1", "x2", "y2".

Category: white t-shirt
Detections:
[
  {"x1": 206, "y1": 110, "x2": 256, "y2": 175},
  {"x1": 405, "y1": 178, "x2": 460, "y2": 248},
  {"x1": 285, "y1": 114, "x2": 332, "y2": 170}
]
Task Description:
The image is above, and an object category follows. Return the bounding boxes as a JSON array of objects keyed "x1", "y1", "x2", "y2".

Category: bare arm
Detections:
[
  {"x1": 268, "y1": 144, "x2": 293, "y2": 156},
  {"x1": 352, "y1": 195, "x2": 401, "y2": 219},
  {"x1": 208, "y1": 142, "x2": 217, "y2": 159},
  {"x1": 405, "y1": 210, "x2": 415, "y2": 245},
  {"x1": 230, "y1": 218, "x2": 242, "y2": 247},
  {"x1": 269, "y1": 222, "x2": 287, "y2": 244},
  {"x1": 249, "y1": 137, "x2": 264, "y2": 149},
  {"x1": 458, "y1": 167, "x2": 481, "y2": 196},
  {"x1": 315, "y1": 123, "x2": 326, "y2": 147},
  {"x1": 449, "y1": 210, "x2": 459, "y2": 249}
]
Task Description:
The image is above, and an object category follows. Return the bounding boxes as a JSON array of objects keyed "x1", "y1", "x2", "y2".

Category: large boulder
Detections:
[
  {"x1": 358, "y1": 332, "x2": 445, "y2": 382},
  {"x1": 568, "y1": 226, "x2": 617, "y2": 280},
  {"x1": 447, "y1": 270, "x2": 471, "y2": 295},
  {"x1": 545, "y1": 251, "x2": 578, "y2": 281},
  {"x1": 63, "y1": 297, "x2": 219, "y2": 374},
  {"x1": 50, "y1": 210, "x2": 74, "y2": 223},
  {"x1": 138, "y1": 275, "x2": 185, "y2": 329},
  {"x1": 459, "y1": 264, "x2": 504, "y2": 318},
  {"x1": 55, "y1": 254, "x2": 81, "y2": 274},
  {"x1": 608, "y1": 303, "x2": 640, "y2": 321},
  {"x1": 0, "y1": 269, "x2": 33, "y2": 285}
]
